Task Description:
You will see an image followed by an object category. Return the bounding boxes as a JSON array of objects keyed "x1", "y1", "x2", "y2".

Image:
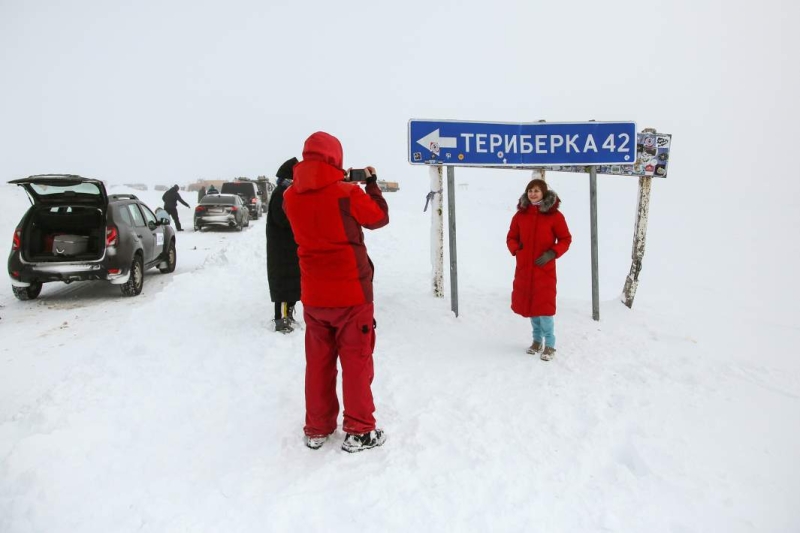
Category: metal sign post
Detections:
[
  {"x1": 446, "y1": 166, "x2": 459, "y2": 317},
  {"x1": 589, "y1": 167, "x2": 600, "y2": 321}
]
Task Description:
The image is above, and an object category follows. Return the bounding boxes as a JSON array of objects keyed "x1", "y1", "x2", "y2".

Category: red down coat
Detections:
[
  {"x1": 283, "y1": 132, "x2": 389, "y2": 307},
  {"x1": 506, "y1": 190, "x2": 572, "y2": 317}
]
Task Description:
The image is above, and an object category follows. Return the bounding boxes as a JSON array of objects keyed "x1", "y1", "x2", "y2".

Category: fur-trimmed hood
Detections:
[{"x1": 517, "y1": 189, "x2": 561, "y2": 213}]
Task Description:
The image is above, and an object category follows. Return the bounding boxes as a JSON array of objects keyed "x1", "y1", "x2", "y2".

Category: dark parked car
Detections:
[
  {"x1": 220, "y1": 181, "x2": 262, "y2": 219},
  {"x1": 7, "y1": 174, "x2": 177, "y2": 300},
  {"x1": 193, "y1": 194, "x2": 250, "y2": 231}
]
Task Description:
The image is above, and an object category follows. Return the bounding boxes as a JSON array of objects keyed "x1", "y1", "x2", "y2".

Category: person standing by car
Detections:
[
  {"x1": 267, "y1": 157, "x2": 301, "y2": 333},
  {"x1": 162, "y1": 184, "x2": 190, "y2": 231},
  {"x1": 283, "y1": 131, "x2": 389, "y2": 453},
  {"x1": 197, "y1": 185, "x2": 206, "y2": 203}
]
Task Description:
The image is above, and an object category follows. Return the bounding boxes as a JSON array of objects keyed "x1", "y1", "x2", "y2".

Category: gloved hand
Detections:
[
  {"x1": 534, "y1": 250, "x2": 556, "y2": 266},
  {"x1": 365, "y1": 166, "x2": 378, "y2": 185}
]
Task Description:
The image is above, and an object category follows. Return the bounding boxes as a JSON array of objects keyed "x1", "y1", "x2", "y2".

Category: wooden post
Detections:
[
  {"x1": 621, "y1": 176, "x2": 652, "y2": 308},
  {"x1": 621, "y1": 127, "x2": 656, "y2": 308},
  {"x1": 429, "y1": 165, "x2": 444, "y2": 298}
]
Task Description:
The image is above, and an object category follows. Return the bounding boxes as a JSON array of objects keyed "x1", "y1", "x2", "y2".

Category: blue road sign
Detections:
[{"x1": 408, "y1": 119, "x2": 637, "y2": 167}]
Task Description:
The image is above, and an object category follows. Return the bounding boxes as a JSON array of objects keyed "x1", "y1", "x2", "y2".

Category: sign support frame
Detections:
[{"x1": 412, "y1": 120, "x2": 668, "y2": 321}]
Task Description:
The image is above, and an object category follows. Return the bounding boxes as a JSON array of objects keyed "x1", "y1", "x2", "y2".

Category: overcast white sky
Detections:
[
  {"x1": 1, "y1": 0, "x2": 795, "y2": 182},
  {"x1": 2, "y1": 0, "x2": 799, "y2": 316}
]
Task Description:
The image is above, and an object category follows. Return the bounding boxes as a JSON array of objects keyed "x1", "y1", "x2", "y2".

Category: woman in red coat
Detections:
[{"x1": 506, "y1": 178, "x2": 572, "y2": 361}]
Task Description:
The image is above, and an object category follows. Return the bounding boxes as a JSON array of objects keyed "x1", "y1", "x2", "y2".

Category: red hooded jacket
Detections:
[
  {"x1": 506, "y1": 190, "x2": 572, "y2": 317},
  {"x1": 283, "y1": 132, "x2": 389, "y2": 307}
]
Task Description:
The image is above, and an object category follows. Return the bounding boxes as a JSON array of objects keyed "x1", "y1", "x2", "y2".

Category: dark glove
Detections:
[
  {"x1": 534, "y1": 250, "x2": 556, "y2": 266},
  {"x1": 365, "y1": 172, "x2": 378, "y2": 185}
]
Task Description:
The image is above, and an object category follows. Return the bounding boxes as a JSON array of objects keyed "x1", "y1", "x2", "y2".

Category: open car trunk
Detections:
[{"x1": 22, "y1": 206, "x2": 106, "y2": 262}]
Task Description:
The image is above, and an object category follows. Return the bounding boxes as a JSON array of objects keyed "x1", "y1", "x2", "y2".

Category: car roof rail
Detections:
[{"x1": 109, "y1": 193, "x2": 139, "y2": 201}]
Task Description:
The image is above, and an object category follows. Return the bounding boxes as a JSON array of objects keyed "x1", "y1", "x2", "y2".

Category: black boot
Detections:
[{"x1": 274, "y1": 317, "x2": 293, "y2": 334}]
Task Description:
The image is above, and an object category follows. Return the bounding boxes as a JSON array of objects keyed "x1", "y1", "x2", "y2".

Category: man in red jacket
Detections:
[{"x1": 283, "y1": 131, "x2": 389, "y2": 453}]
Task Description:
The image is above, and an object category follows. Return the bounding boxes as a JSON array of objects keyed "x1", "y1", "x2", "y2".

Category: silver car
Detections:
[{"x1": 193, "y1": 193, "x2": 250, "y2": 231}]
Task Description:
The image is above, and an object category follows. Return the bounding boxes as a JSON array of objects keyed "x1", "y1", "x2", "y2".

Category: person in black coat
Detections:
[
  {"x1": 267, "y1": 157, "x2": 301, "y2": 332},
  {"x1": 162, "y1": 185, "x2": 190, "y2": 231}
]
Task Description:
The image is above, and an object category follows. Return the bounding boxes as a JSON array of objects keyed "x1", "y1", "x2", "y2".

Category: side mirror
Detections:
[
  {"x1": 148, "y1": 220, "x2": 157, "y2": 231},
  {"x1": 154, "y1": 208, "x2": 171, "y2": 226}
]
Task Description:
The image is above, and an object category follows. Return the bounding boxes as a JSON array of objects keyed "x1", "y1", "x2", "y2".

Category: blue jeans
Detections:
[{"x1": 530, "y1": 316, "x2": 555, "y2": 348}]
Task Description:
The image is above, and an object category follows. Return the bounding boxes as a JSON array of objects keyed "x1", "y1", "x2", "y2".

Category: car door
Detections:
[
  {"x1": 139, "y1": 203, "x2": 165, "y2": 263},
  {"x1": 126, "y1": 203, "x2": 156, "y2": 264}
]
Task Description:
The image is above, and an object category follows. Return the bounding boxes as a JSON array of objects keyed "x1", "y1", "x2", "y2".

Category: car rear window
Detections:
[
  {"x1": 28, "y1": 182, "x2": 103, "y2": 198},
  {"x1": 220, "y1": 183, "x2": 255, "y2": 197},
  {"x1": 201, "y1": 195, "x2": 236, "y2": 205}
]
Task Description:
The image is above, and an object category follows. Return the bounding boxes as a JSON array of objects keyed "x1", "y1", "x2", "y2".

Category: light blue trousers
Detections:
[{"x1": 530, "y1": 316, "x2": 555, "y2": 348}]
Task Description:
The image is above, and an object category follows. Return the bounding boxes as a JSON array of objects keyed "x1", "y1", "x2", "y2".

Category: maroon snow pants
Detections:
[{"x1": 303, "y1": 302, "x2": 377, "y2": 437}]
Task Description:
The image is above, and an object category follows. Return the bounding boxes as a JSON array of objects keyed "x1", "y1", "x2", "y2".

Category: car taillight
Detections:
[
  {"x1": 250, "y1": 198, "x2": 256, "y2": 204},
  {"x1": 106, "y1": 226, "x2": 118, "y2": 247},
  {"x1": 11, "y1": 227, "x2": 21, "y2": 251},
  {"x1": 230, "y1": 206, "x2": 238, "y2": 212},
  {"x1": 108, "y1": 268, "x2": 120, "y2": 275},
  {"x1": 10, "y1": 270, "x2": 20, "y2": 279},
  {"x1": 195, "y1": 206, "x2": 206, "y2": 212}
]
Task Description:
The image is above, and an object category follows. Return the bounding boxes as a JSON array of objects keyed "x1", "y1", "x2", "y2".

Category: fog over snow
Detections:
[{"x1": 1, "y1": 1, "x2": 799, "y2": 532}]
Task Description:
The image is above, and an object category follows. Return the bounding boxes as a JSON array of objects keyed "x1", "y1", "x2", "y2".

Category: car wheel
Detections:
[
  {"x1": 12, "y1": 281, "x2": 43, "y2": 301},
  {"x1": 159, "y1": 240, "x2": 176, "y2": 273},
  {"x1": 120, "y1": 254, "x2": 144, "y2": 296}
]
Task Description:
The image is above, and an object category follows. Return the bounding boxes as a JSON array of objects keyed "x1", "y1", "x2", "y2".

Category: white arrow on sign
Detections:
[{"x1": 416, "y1": 129, "x2": 457, "y2": 151}]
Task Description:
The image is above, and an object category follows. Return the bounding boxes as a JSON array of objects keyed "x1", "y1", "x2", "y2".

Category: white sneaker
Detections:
[{"x1": 304, "y1": 434, "x2": 330, "y2": 450}]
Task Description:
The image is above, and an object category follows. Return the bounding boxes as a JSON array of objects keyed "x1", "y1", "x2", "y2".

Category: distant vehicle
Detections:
[
  {"x1": 8, "y1": 174, "x2": 177, "y2": 300},
  {"x1": 194, "y1": 194, "x2": 250, "y2": 231},
  {"x1": 378, "y1": 180, "x2": 400, "y2": 192},
  {"x1": 255, "y1": 177, "x2": 275, "y2": 205},
  {"x1": 220, "y1": 180, "x2": 262, "y2": 219},
  {"x1": 154, "y1": 185, "x2": 168, "y2": 191}
]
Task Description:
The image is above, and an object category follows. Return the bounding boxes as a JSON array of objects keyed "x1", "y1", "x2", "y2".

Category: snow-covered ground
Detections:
[{"x1": 1, "y1": 175, "x2": 798, "y2": 532}]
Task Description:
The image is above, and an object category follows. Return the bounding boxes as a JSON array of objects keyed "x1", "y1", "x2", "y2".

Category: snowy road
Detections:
[{"x1": 1, "y1": 183, "x2": 798, "y2": 532}]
